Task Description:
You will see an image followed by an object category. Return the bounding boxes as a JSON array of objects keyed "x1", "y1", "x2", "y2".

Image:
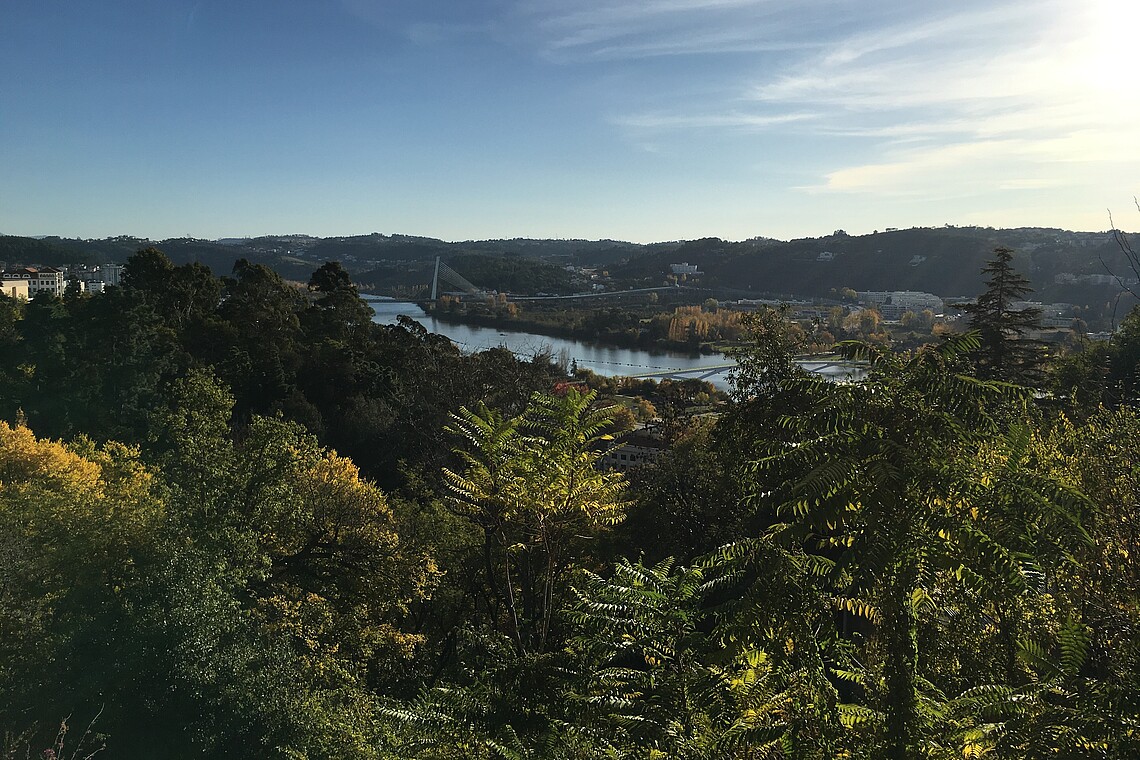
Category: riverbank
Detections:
[
  {"x1": 425, "y1": 303, "x2": 723, "y2": 357},
  {"x1": 367, "y1": 297, "x2": 741, "y2": 389}
]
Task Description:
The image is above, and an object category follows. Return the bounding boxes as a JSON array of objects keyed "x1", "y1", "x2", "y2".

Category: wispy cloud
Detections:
[
  {"x1": 343, "y1": 0, "x2": 1140, "y2": 225},
  {"x1": 338, "y1": 0, "x2": 504, "y2": 46},
  {"x1": 614, "y1": 110, "x2": 815, "y2": 130},
  {"x1": 586, "y1": 0, "x2": 1139, "y2": 202},
  {"x1": 812, "y1": 140, "x2": 1031, "y2": 195},
  {"x1": 796, "y1": 1, "x2": 1140, "y2": 194},
  {"x1": 515, "y1": 0, "x2": 856, "y2": 61}
]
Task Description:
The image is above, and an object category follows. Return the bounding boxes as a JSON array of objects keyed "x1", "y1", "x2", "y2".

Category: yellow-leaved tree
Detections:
[
  {"x1": 2, "y1": 369, "x2": 438, "y2": 758},
  {"x1": 0, "y1": 420, "x2": 162, "y2": 753},
  {"x1": 143, "y1": 369, "x2": 437, "y2": 757}
]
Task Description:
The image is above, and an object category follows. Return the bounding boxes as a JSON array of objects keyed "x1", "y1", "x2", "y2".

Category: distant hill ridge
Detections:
[{"x1": 0, "y1": 227, "x2": 1133, "y2": 307}]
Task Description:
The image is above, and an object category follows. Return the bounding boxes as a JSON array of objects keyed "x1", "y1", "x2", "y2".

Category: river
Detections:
[{"x1": 367, "y1": 297, "x2": 862, "y2": 389}]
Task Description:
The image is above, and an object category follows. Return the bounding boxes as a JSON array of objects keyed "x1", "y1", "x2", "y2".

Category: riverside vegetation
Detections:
[{"x1": 0, "y1": 247, "x2": 1138, "y2": 759}]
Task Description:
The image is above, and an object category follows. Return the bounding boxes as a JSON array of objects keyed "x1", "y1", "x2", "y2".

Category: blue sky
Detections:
[{"x1": 2, "y1": 0, "x2": 1137, "y2": 242}]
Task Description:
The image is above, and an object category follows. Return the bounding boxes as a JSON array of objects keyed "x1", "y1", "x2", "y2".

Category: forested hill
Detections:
[
  {"x1": 0, "y1": 226, "x2": 1131, "y2": 303},
  {"x1": 608, "y1": 227, "x2": 1129, "y2": 303},
  {"x1": 0, "y1": 234, "x2": 647, "y2": 279}
]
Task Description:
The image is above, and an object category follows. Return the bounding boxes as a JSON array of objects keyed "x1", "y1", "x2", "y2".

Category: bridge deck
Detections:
[{"x1": 630, "y1": 358, "x2": 865, "y2": 382}]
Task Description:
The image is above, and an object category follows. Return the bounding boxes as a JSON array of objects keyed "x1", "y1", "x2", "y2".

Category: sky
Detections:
[{"x1": 1, "y1": 0, "x2": 1138, "y2": 243}]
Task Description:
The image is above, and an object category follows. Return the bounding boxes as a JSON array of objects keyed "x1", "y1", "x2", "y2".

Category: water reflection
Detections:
[{"x1": 366, "y1": 297, "x2": 863, "y2": 389}]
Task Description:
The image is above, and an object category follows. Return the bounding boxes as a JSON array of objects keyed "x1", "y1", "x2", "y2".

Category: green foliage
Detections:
[
  {"x1": 447, "y1": 253, "x2": 576, "y2": 295},
  {"x1": 958, "y1": 247, "x2": 1047, "y2": 385},
  {"x1": 0, "y1": 393, "x2": 433, "y2": 757},
  {"x1": 700, "y1": 538, "x2": 851, "y2": 760},
  {"x1": 443, "y1": 388, "x2": 629, "y2": 654},
  {"x1": 725, "y1": 306, "x2": 809, "y2": 400},
  {"x1": 618, "y1": 419, "x2": 750, "y2": 563},
  {"x1": 748, "y1": 335, "x2": 1062, "y2": 758},
  {"x1": 952, "y1": 619, "x2": 1139, "y2": 759},
  {"x1": 566, "y1": 557, "x2": 722, "y2": 758},
  {"x1": 5, "y1": 241, "x2": 1140, "y2": 759},
  {"x1": 1051, "y1": 304, "x2": 1140, "y2": 410},
  {"x1": 0, "y1": 247, "x2": 564, "y2": 492},
  {"x1": 0, "y1": 421, "x2": 163, "y2": 754}
]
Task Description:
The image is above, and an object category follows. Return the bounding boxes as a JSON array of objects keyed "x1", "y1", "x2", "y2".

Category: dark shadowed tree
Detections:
[
  {"x1": 958, "y1": 247, "x2": 1045, "y2": 385},
  {"x1": 305, "y1": 261, "x2": 374, "y2": 339}
]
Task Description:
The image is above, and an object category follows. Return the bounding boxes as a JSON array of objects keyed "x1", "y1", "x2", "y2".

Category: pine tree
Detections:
[{"x1": 959, "y1": 247, "x2": 1045, "y2": 384}]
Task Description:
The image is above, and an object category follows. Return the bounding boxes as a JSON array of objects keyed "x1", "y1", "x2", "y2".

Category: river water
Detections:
[{"x1": 367, "y1": 297, "x2": 862, "y2": 389}]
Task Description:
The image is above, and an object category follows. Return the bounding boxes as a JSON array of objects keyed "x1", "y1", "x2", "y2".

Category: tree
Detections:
[
  {"x1": 900, "y1": 309, "x2": 934, "y2": 332},
  {"x1": 0, "y1": 421, "x2": 163, "y2": 753},
  {"x1": 305, "y1": 261, "x2": 374, "y2": 340},
  {"x1": 389, "y1": 389, "x2": 629, "y2": 757},
  {"x1": 442, "y1": 388, "x2": 628, "y2": 654},
  {"x1": 726, "y1": 306, "x2": 808, "y2": 401},
  {"x1": 120, "y1": 246, "x2": 174, "y2": 293},
  {"x1": 140, "y1": 373, "x2": 433, "y2": 757},
  {"x1": 751, "y1": 337, "x2": 1039, "y2": 759},
  {"x1": 958, "y1": 247, "x2": 1045, "y2": 384},
  {"x1": 619, "y1": 419, "x2": 747, "y2": 563},
  {"x1": 1055, "y1": 305, "x2": 1140, "y2": 408},
  {"x1": 566, "y1": 557, "x2": 726, "y2": 758}
]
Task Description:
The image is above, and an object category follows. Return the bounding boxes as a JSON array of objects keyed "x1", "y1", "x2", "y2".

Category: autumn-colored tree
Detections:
[{"x1": 0, "y1": 421, "x2": 163, "y2": 751}]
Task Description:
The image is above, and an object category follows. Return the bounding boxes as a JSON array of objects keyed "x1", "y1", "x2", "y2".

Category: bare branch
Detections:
[{"x1": 1100, "y1": 206, "x2": 1140, "y2": 312}]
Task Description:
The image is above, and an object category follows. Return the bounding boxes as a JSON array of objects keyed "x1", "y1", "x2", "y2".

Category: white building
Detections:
[
  {"x1": 2, "y1": 267, "x2": 65, "y2": 297},
  {"x1": 859, "y1": 290, "x2": 944, "y2": 320},
  {"x1": 1012, "y1": 301, "x2": 1075, "y2": 328},
  {"x1": 67, "y1": 262, "x2": 122, "y2": 293},
  {"x1": 101, "y1": 262, "x2": 123, "y2": 286},
  {"x1": 600, "y1": 426, "x2": 666, "y2": 473}
]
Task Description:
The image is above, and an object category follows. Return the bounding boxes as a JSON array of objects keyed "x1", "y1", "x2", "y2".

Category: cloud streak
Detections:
[
  {"x1": 515, "y1": 0, "x2": 859, "y2": 61},
  {"x1": 578, "y1": 0, "x2": 1139, "y2": 202},
  {"x1": 614, "y1": 110, "x2": 815, "y2": 130}
]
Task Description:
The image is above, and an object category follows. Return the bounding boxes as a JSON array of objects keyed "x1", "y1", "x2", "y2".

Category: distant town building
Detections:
[
  {"x1": 63, "y1": 262, "x2": 124, "y2": 294},
  {"x1": 816, "y1": 251, "x2": 836, "y2": 261},
  {"x1": 1, "y1": 267, "x2": 65, "y2": 297},
  {"x1": 0, "y1": 276, "x2": 30, "y2": 300},
  {"x1": 731, "y1": 298, "x2": 785, "y2": 311},
  {"x1": 1012, "y1": 301, "x2": 1076, "y2": 328},
  {"x1": 1055, "y1": 272, "x2": 1137, "y2": 287},
  {"x1": 600, "y1": 425, "x2": 667, "y2": 473},
  {"x1": 859, "y1": 290, "x2": 944, "y2": 320},
  {"x1": 669, "y1": 262, "x2": 701, "y2": 275},
  {"x1": 98, "y1": 262, "x2": 123, "y2": 286}
]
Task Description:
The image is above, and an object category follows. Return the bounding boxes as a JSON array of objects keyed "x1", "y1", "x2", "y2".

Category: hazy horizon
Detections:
[
  {"x1": 3, "y1": 1, "x2": 1137, "y2": 243},
  {"x1": 4, "y1": 222, "x2": 1129, "y2": 248}
]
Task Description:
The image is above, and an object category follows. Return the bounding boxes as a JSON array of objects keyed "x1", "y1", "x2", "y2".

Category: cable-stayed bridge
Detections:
[{"x1": 430, "y1": 257, "x2": 482, "y2": 299}]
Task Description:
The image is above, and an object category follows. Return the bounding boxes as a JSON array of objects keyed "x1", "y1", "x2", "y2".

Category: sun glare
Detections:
[{"x1": 1077, "y1": 0, "x2": 1140, "y2": 94}]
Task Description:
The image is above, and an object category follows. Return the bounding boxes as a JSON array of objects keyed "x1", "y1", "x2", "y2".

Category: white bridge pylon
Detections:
[{"x1": 430, "y1": 256, "x2": 481, "y2": 299}]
